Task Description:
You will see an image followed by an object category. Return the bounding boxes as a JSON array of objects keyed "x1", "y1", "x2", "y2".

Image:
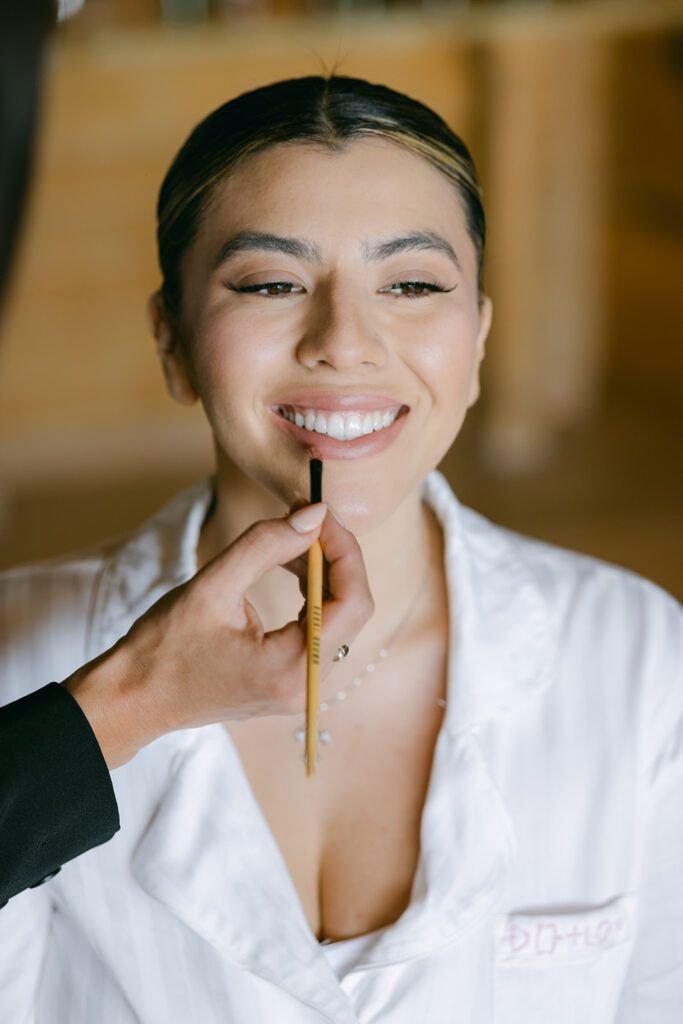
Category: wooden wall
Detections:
[
  {"x1": 2, "y1": 3, "x2": 681, "y2": 488},
  {"x1": 0, "y1": 17, "x2": 471, "y2": 483}
]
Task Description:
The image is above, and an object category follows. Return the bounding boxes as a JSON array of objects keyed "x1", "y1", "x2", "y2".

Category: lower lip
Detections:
[{"x1": 270, "y1": 407, "x2": 410, "y2": 460}]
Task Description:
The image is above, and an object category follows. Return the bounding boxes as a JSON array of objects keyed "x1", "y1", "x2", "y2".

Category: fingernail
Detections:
[{"x1": 287, "y1": 502, "x2": 327, "y2": 533}]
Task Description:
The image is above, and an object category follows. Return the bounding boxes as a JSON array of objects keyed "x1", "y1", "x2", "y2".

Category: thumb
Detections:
[
  {"x1": 201, "y1": 503, "x2": 327, "y2": 608},
  {"x1": 285, "y1": 503, "x2": 328, "y2": 534}
]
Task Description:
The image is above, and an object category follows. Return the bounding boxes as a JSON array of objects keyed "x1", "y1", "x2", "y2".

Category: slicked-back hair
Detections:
[{"x1": 156, "y1": 74, "x2": 486, "y2": 321}]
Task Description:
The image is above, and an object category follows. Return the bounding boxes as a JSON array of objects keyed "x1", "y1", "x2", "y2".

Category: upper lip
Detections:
[{"x1": 271, "y1": 392, "x2": 409, "y2": 412}]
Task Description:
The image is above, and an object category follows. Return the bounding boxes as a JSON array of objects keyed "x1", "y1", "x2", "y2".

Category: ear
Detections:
[
  {"x1": 466, "y1": 294, "x2": 493, "y2": 408},
  {"x1": 147, "y1": 290, "x2": 198, "y2": 406}
]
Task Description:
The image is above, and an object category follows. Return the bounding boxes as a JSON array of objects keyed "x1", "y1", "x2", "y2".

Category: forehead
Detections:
[{"x1": 198, "y1": 137, "x2": 471, "y2": 250}]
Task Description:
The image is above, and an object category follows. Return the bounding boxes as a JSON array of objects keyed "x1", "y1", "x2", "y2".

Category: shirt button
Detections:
[{"x1": 29, "y1": 867, "x2": 62, "y2": 888}]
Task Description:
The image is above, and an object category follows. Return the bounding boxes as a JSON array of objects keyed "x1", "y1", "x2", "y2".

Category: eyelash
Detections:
[{"x1": 230, "y1": 280, "x2": 454, "y2": 300}]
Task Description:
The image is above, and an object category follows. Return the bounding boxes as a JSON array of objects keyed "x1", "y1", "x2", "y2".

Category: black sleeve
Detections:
[{"x1": 0, "y1": 682, "x2": 120, "y2": 907}]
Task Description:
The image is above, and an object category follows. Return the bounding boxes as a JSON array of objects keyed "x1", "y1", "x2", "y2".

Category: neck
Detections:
[{"x1": 197, "y1": 462, "x2": 443, "y2": 676}]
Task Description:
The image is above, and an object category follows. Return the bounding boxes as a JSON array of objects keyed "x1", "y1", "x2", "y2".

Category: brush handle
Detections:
[{"x1": 305, "y1": 539, "x2": 323, "y2": 777}]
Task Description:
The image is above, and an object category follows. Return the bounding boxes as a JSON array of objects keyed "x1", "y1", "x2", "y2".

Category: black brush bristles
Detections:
[{"x1": 309, "y1": 457, "x2": 323, "y2": 504}]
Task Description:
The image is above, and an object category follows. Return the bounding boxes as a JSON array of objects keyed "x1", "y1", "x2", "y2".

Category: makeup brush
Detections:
[{"x1": 306, "y1": 453, "x2": 323, "y2": 777}]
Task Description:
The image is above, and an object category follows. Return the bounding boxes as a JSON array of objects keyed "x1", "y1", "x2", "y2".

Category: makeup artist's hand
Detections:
[{"x1": 63, "y1": 504, "x2": 373, "y2": 768}]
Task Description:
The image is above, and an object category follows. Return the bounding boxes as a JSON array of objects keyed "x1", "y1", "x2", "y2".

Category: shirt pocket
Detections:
[{"x1": 493, "y1": 893, "x2": 637, "y2": 1024}]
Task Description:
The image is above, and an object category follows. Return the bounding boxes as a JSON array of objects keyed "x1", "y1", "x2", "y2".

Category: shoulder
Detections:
[
  {"x1": 0, "y1": 543, "x2": 114, "y2": 704},
  {"x1": 495, "y1": 516, "x2": 678, "y2": 641},
  {"x1": 424, "y1": 457, "x2": 680, "y2": 674},
  {"x1": 464, "y1": 503, "x2": 680, "y2": 653},
  {"x1": 0, "y1": 479, "x2": 213, "y2": 707},
  {"x1": 458, "y1": 503, "x2": 682, "y2": 769}
]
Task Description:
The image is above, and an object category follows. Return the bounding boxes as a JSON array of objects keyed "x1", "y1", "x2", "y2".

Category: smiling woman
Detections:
[
  {"x1": 148, "y1": 79, "x2": 491, "y2": 538},
  {"x1": 0, "y1": 74, "x2": 681, "y2": 1024}
]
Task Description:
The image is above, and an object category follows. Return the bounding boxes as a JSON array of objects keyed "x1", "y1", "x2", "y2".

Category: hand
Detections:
[{"x1": 64, "y1": 504, "x2": 373, "y2": 769}]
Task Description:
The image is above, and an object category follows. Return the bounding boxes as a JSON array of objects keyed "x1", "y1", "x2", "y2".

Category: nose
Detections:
[{"x1": 295, "y1": 281, "x2": 387, "y2": 371}]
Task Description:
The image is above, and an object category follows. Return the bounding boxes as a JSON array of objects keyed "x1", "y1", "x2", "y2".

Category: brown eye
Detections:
[
  {"x1": 381, "y1": 281, "x2": 454, "y2": 299},
  {"x1": 230, "y1": 281, "x2": 304, "y2": 297}
]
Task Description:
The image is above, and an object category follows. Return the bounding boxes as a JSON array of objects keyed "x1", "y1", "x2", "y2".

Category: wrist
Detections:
[{"x1": 63, "y1": 638, "x2": 165, "y2": 770}]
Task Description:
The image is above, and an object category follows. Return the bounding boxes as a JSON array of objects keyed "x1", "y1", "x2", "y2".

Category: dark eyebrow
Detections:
[
  {"x1": 213, "y1": 229, "x2": 461, "y2": 271},
  {"x1": 363, "y1": 231, "x2": 462, "y2": 271},
  {"x1": 213, "y1": 231, "x2": 323, "y2": 269}
]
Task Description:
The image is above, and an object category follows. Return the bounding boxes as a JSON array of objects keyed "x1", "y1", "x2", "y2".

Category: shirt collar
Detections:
[
  {"x1": 90, "y1": 470, "x2": 556, "y2": 732},
  {"x1": 130, "y1": 719, "x2": 514, "y2": 1014},
  {"x1": 421, "y1": 470, "x2": 557, "y2": 732}
]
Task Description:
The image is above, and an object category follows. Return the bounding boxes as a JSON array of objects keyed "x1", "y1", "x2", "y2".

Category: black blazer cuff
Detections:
[{"x1": 0, "y1": 681, "x2": 120, "y2": 905}]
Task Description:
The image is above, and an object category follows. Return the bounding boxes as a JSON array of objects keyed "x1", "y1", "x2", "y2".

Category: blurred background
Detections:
[{"x1": 1, "y1": 0, "x2": 681, "y2": 596}]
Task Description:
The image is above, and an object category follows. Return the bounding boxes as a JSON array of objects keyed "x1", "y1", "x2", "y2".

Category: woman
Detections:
[{"x1": 0, "y1": 74, "x2": 680, "y2": 1023}]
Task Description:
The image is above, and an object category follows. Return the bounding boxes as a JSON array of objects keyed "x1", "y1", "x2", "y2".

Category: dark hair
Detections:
[
  {"x1": 156, "y1": 74, "x2": 486, "y2": 320},
  {"x1": 0, "y1": 1, "x2": 56, "y2": 310}
]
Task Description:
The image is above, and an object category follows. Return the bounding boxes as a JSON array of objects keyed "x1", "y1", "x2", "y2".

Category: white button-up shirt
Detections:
[{"x1": 1, "y1": 470, "x2": 681, "y2": 1023}]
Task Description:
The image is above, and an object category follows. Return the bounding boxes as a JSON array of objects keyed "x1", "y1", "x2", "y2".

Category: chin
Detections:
[{"x1": 232, "y1": 444, "x2": 423, "y2": 532}]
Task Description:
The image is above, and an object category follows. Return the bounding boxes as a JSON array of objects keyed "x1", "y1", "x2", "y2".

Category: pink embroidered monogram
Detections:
[{"x1": 494, "y1": 893, "x2": 637, "y2": 963}]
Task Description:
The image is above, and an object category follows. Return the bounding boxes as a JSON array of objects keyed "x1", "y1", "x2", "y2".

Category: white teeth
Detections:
[
  {"x1": 314, "y1": 412, "x2": 327, "y2": 435},
  {"x1": 326, "y1": 412, "x2": 346, "y2": 441},
  {"x1": 279, "y1": 405, "x2": 403, "y2": 440},
  {"x1": 344, "y1": 413, "x2": 363, "y2": 440}
]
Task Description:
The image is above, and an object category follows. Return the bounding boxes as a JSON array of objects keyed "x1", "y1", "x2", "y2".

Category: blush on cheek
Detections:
[
  {"x1": 417, "y1": 340, "x2": 475, "y2": 401},
  {"x1": 191, "y1": 324, "x2": 248, "y2": 385}
]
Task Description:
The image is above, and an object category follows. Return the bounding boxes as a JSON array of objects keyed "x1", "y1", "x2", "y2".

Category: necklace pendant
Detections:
[{"x1": 294, "y1": 726, "x2": 332, "y2": 745}]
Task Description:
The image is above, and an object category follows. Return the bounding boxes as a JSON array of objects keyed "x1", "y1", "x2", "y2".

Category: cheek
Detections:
[
  {"x1": 188, "y1": 313, "x2": 277, "y2": 415},
  {"x1": 409, "y1": 309, "x2": 481, "y2": 405}
]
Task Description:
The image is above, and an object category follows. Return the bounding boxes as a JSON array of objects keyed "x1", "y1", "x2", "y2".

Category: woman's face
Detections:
[{"x1": 151, "y1": 137, "x2": 492, "y2": 531}]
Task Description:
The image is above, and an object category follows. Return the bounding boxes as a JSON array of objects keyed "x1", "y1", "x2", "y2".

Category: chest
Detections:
[{"x1": 224, "y1": 634, "x2": 448, "y2": 943}]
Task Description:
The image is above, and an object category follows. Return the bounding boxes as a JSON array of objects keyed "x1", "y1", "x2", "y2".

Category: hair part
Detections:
[{"x1": 156, "y1": 74, "x2": 486, "y2": 322}]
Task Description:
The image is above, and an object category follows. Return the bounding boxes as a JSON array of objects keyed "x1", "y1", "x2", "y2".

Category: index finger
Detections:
[{"x1": 317, "y1": 509, "x2": 374, "y2": 633}]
